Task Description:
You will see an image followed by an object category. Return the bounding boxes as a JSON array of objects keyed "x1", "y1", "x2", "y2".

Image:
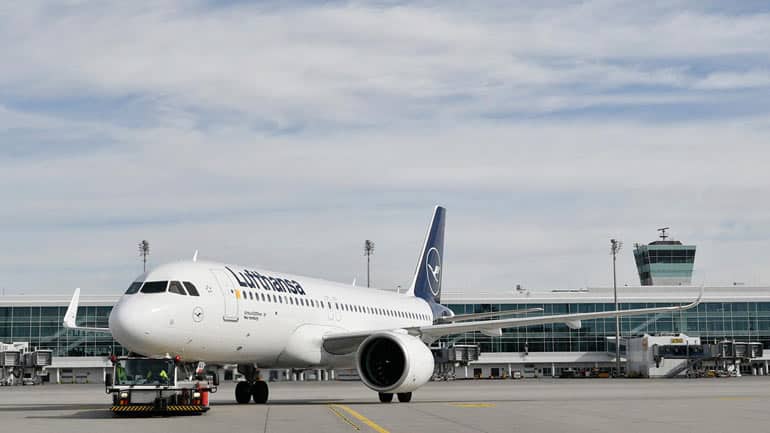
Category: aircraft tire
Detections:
[
  {"x1": 251, "y1": 380, "x2": 269, "y2": 404},
  {"x1": 397, "y1": 392, "x2": 412, "y2": 403},
  {"x1": 378, "y1": 392, "x2": 394, "y2": 403},
  {"x1": 235, "y1": 381, "x2": 252, "y2": 404}
]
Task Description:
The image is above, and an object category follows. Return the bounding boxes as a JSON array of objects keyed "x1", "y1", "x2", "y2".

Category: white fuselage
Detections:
[{"x1": 109, "y1": 261, "x2": 433, "y2": 367}]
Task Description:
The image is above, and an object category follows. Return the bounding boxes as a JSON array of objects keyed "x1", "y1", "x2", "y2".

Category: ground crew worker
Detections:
[
  {"x1": 116, "y1": 364, "x2": 127, "y2": 384},
  {"x1": 160, "y1": 368, "x2": 169, "y2": 384}
]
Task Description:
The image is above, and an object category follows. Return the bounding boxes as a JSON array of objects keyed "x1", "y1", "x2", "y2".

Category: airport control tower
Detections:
[{"x1": 633, "y1": 228, "x2": 696, "y2": 286}]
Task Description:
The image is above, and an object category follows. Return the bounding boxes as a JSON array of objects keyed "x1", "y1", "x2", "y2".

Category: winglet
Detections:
[
  {"x1": 680, "y1": 285, "x2": 704, "y2": 310},
  {"x1": 694, "y1": 285, "x2": 704, "y2": 305},
  {"x1": 63, "y1": 288, "x2": 80, "y2": 329},
  {"x1": 193, "y1": 250, "x2": 199, "y2": 262}
]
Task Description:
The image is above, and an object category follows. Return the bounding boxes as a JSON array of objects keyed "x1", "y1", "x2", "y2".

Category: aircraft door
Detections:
[
  {"x1": 211, "y1": 269, "x2": 239, "y2": 322},
  {"x1": 324, "y1": 296, "x2": 336, "y2": 321},
  {"x1": 332, "y1": 297, "x2": 341, "y2": 322}
]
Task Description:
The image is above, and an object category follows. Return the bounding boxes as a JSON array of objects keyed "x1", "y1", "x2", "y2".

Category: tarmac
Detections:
[{"x1": 1, "y1": 378, "x2": 769, "y2": 433}]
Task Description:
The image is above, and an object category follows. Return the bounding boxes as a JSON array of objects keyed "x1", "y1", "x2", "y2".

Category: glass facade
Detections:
[
  {"x1": 4, "y1": 299, "x2": 770, "y2": 358},
  {"x1": 0, "y1": 305, "x2": 126, "y2": 357},
  {"x1": 444, "y1": 301, "x2": 770, "y2": 354}
]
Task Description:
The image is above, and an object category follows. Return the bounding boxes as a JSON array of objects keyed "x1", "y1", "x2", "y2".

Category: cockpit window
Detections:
[
  {"x1": 125, "y1": 282, "x2": 142, "y2": 295},
  {"x1": 140, "y1": 281, "x2": 168, "y2": 294},
  {"x1": 168, "y1": 281, "x2": 186, "y2": 296},
  {"x1": 183, "y1": 282, "x2": 200, "y2": 296}
]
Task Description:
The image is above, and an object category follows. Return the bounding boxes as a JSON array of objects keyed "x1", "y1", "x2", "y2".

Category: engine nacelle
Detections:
[{"x1": 356, "y1": 331, "x2": 434, "y2": 394}]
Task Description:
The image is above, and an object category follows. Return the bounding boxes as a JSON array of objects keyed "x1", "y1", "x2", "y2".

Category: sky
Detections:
[{"x1": 1, "y1": 0, "x2": 770, "y2": 295}]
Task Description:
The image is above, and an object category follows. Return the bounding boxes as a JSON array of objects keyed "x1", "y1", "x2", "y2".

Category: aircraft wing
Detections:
[
  {"x1": 434, "y1": 307, "x2": 543, "y2": 324},
  {"x1": 322, "y1": 287, "x2": 703, "y2": 354},
  {"x1": 63, "y1": 288, "x2": 112, "y2": 333}
]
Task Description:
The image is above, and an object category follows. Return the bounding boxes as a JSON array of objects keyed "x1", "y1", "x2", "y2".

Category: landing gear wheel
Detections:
[
  {"x1": 251, "y1": 381, "x2": 269, "y2": 404},
  {"x1": 235, "y1": 381, "x2": 252, "y2": 404},
  {"x1": 378, "y1": 392, "x2": 394, "y2": 403},
  {"x1": 397, "y1": 392, "x2": 412, "y2": 403}
]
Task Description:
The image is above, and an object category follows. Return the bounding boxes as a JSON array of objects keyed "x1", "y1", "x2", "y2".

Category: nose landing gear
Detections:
[
  {"x1": 235, "y1": 381, "x2": 252, "y2": 404},
  {"x1": 251, "y1": 380, "x2": 269, "y2": 403},
  {"x1": 235, "y1": 364, "x2": 269, "y2": 404}
]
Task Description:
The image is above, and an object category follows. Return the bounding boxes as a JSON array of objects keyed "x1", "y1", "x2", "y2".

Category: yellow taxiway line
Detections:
[
  {"x1": 327, "y1": 404, "x2": 361, "y2": 431},
  {"x1": 332, "y1": 404, "x2": 392, "y2": 433}
]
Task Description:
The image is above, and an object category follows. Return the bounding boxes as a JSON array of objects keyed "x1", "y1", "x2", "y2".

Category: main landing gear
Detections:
[
  {"x1": 378, "y1": 392, "x2": 412, "y2": 403},
  {"x1": 236, "y1": 364, "x2": 269, "y2": 404}
]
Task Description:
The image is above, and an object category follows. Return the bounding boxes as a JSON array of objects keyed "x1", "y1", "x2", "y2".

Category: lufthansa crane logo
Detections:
[
  {"x1": 426, "y1": 247, "x2": 442, "y2": 297},
  {"x1": 193, "y1": 307, "x2": 205, "y2": 323}
]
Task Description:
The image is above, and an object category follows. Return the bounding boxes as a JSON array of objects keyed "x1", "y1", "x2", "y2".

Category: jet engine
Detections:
[{"x1": 356, "y1": 331, "x2": 434, "y2": 394}]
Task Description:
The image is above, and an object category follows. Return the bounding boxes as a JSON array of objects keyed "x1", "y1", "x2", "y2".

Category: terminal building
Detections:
[
  {"x1": 2, "y1": 232, "x2": 769, "y2": 383},
  {"x1": 441, "y1": 285, "x2": 770, "y2": 379}
]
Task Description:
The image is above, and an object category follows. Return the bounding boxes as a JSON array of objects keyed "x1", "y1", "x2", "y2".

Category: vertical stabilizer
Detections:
[{"x1": 407, "y1": 206, "x2": 446, "y2": 308}]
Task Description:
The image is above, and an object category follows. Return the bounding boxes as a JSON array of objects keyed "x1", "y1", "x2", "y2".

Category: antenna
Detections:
[
  {"x1": 364, "y1": 240, "x2": 375, "y2": 288},
  {"x1": 657, "y1": 227, "x2": 670, "y2": 241},
  {"x1": 138, "y1": 240, "x2": 150, "y2": 272}
]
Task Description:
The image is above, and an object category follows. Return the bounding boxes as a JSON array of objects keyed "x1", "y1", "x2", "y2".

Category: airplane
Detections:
[{"x1": 63, "y1": 206, "x2": 703, "y2": 404}]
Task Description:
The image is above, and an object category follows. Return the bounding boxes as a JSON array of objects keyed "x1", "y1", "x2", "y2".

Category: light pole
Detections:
[
  {"x1": 611, "y1": 238, "x2": 623, "y2": 377},
  {"x1": 138, "y1": 240, "x2": 150, "y2": 272},
  {"x1": 364, "y1": 240, "x2": 375, "y2": 288}
]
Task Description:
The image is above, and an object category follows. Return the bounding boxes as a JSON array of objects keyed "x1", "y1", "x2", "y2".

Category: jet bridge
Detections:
[
  {"x1": 626, "y1": 334, "x2": 764, "y2": 378},
  {"x1": 0, "y1": 342, "x2": 52, "y2": 385},
  {"x1": 431, "y1": 344, "x2": 480, "y2": 380}
]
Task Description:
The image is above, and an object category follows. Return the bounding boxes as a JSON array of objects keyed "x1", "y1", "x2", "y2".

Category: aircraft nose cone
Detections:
[{"x1": 109, "y1": 298, "x2": 153, "y2": 354}]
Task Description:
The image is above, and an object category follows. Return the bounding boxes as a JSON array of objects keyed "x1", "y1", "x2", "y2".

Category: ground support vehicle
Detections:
[{"x1": 106, "y1": 356, "x2": 218, "y2": 416}]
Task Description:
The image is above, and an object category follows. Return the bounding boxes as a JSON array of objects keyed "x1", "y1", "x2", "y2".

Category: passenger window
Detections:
[
  {"x1": 141, "y1": 281, "x2": 168, "y2": 294},
  {"x1": 168, "y1": 281, "x2": 187, "y2": 296},
  {"x1": 125, "y1": 282, "x2": 142, "y2": 295},
  {"x1": 183, "y1": 282, "x2": 200, "y2": 296}
]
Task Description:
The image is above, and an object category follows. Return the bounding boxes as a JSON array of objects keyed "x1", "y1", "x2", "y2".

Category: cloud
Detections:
[{"x1": 1, "y1": 1, "x2": 770, "y2": 294}]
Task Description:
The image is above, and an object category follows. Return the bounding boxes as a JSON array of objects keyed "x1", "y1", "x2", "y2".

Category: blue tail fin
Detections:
[{"x1": 408, "y1": 206, "x2": 446, "y2": 312}]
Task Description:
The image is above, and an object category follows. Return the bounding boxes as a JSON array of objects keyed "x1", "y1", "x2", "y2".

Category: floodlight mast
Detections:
[
  {"x1": 610, "y1": 238, "x2": 623, "y2": 377},
  {"x1": 138, "y1": 240, "x2": 150, "y2": 272},
  {"x1": 364, "y1": 240, "x2": 375, "y2": 288}
]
